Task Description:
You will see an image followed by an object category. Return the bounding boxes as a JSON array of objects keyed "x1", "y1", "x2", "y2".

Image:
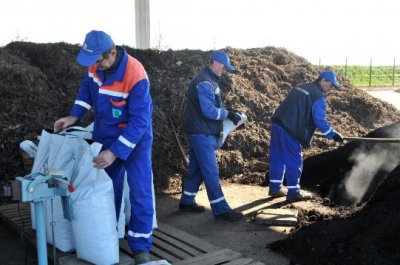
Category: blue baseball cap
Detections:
[
  {"x1": 77, "y1": 30, "x2": 113, "y2": 66},
  {"x1": 319, "y1": 70, "x2": 341, "y2": 89},
  {"x1": 210, "y1": 51, "x2": 235, "y2": 71}
]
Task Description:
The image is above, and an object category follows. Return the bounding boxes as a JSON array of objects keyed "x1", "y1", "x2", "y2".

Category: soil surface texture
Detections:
[{"x1": 1, "y1": 42, "x2": 400, "y2": 265}]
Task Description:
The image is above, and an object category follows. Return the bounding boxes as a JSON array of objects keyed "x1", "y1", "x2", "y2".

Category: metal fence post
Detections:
[
  {"x1": 369, "y1": 58, "x2": 372, "y2": 87},
  {"x1": 393, "y1": 58, "x2": 396, "y2": 86}
]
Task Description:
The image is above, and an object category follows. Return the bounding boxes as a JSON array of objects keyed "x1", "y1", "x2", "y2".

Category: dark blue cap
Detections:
[
  {"x1": 210, "y1": 51, "x2": 235, "y2": 71},
  {"x1": 319, "y1": 70, "x2": 341, "y2": 89},
  {"x1": 77, "y1": 30, "x2": 113, "y2": 66}
]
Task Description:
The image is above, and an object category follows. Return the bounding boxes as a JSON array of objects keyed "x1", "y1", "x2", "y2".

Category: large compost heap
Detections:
[
  {"x1": 2, "y1": 42, "x2": 400, "y2": 264},
  {"x1": 1, "y1": 42, "x2": 398, "y2": 187},
  {"x1": 269, "y1": 121, "x2": 400, "y2": 265}
]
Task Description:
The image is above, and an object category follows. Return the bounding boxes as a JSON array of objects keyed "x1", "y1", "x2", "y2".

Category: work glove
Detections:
[
  {"x1": 227, "y1": 108, "x2": 242, "y2": 115},
  {"x1": 227, "y1": 111, "x2": 241, "y2": 125},
  {"x1": 333, "y1": 132, "x2": 344, "y2": 143}
]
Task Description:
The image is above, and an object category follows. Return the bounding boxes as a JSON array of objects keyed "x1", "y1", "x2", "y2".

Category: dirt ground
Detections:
[
  {"x1": 156, "y1": 183, "x2": 291, "y2": 265},
  {"x1": 357, "y1": 86, "x2": 400, "y2": 91},
  {"x1": 1, "y1": 42, "x2": 400, "y2": 265}
]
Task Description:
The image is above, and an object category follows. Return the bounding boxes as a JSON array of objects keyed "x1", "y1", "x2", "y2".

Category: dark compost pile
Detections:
[
  {"x1": 1, "y1": 42, "x2": 397, "y2": 189},
  {"x1": 1, "y1": 41, "x2": 400, "y2": 265}
]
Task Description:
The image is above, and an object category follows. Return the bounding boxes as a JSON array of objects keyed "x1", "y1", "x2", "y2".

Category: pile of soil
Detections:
[
  {"x1": 1, "y1": 42, "x2": 398, "y2": 191},
  {"x1": 2, "y1": 42, "x2": 400, "y2": 265},
  {"x1": 270, "y1": 154, "x2": 400, "y2": 264},
  {"x1": 269, "y1": 121, "x2": 400, "y2": 264},
  {"x1": 301, "y1": 121, "x2": 400, "y2": 204}
]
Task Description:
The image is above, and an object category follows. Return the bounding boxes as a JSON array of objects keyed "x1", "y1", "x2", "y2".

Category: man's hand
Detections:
[
  {"x1": 227, "y1": 111, "x2": 241, "y2": 125},
  {"x1": 54, "y1": 116, "x2": 78, "y2": 133},
  {"x1": 93, "y1": 149, "x2": 117, "y2": 169},
  {"x1": 333, "y1": 132, "x2": 344, "y2": 142}
]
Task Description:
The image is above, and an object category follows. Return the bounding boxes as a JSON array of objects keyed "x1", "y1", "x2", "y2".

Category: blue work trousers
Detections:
[
  {"x1": 180, "y1": 134, "x2": 231, "y2": 216},
  {"x1": 269, "y1": 124, "x2": 303, "y2": 196},
  {"x1": 105, "y1": 145, "x2": 154, "y2": 252}
]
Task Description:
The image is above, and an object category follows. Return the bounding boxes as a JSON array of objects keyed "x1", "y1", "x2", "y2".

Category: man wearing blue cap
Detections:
[
  {"x1": 179, "y1": 50, "x2": 243, "y2": 222},
  {"x1": 268, "y1": 70, "x2": 344, "y2": 202},
  {"x1": 54, "y1": 30, "x2": 154, "y2": 264}
]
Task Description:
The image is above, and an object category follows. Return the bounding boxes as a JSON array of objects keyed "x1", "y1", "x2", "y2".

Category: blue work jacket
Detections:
[{"x1": 71, "y1": 48, "x2": 153, "y2": 160}]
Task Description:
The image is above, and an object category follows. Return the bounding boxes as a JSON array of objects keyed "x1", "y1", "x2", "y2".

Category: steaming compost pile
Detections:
[
  {"x1": 2, "y1": 42, "x2": 400, "y2": 264},
  {"x1": 269, "y1": 121, "x2": 400, "y2": 265}
]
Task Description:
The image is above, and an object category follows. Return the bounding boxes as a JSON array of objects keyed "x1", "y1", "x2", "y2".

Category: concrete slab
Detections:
[{"x1": 255, "y1": 208, "x2": 298, "y2": 226}]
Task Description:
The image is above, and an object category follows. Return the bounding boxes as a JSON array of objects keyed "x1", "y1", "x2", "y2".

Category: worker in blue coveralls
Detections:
[
  {"x1": 179, "y1": 51, "x2": 244, "y2": 222},
  {"x1": 54, "y1": 30, "x2": 153, "y2": 264},
  {"x1": 268, "y1": 70, "x2": 344, "y2": 202}
]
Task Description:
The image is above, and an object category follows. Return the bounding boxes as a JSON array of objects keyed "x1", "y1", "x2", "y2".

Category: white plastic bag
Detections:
[
  {"x1": 69, "y1": 137, "x2": 119, "y2": 265},
  {"x1": 118, "y1": 187, "x2": 126, "y2": 239},
  {"x1": 30, "y1": 130, "x2": 76, "y2": 252},
  {"x1": 217, "y1": 112, "x2": 247, "y2": 148},
  {"x1": 30, "y1": 130, "x2": 119, "y2": 262},
  {"x1": 19, "y1": 140, "x2": 38, "y2": 158},
  {"x1": 58, "y1": 125, "x2": 93, "y2": 140}
]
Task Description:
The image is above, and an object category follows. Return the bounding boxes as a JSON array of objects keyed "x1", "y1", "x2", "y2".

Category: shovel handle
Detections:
[{"x1": 314, "y1": 133, "x2": 400, "y2": 143}]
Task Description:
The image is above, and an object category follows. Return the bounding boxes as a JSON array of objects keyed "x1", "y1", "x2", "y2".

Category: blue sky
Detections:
[{"x1": 2, "y1": 0, "x2": 399, "y2": 65}]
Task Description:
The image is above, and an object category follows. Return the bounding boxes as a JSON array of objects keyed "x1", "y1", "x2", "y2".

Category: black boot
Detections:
[
  {"x1": 215, "y1": 210, "x2": 243, "y2": 222},
  {"x1": 179, "y1": 203, "x2": 205, "y2": 213},
  {"x1": 133, "y1": 250, "x2": 150, "y2": 264}
]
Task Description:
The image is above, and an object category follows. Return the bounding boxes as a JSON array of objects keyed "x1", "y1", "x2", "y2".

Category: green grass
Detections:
[{"x1": 328, "y1": 65, "x2": 400, "y2": 87}]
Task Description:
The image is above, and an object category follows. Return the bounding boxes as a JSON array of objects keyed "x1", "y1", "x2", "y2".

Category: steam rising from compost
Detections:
[{"x1": 344, "y1": 136, "x2": 400, "y2": 202}]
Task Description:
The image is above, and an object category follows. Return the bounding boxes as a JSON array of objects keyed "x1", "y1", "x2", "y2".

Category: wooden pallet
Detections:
[
  {"x1": 0, "y1": 203, "x2": 74, "y2": 261},
  {"x1": 0, "y1": 203, "x2": 264, "y2": 264}
]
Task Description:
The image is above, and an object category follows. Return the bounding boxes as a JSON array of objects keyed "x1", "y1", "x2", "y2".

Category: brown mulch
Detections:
[{"x1": 1, "y1": 42, "x2": 400, "y2": 265}]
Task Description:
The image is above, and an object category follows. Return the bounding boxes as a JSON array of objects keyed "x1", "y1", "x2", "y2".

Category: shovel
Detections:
[{"x1": 314, "y1": 133, "x2": 400, "y2": 143}]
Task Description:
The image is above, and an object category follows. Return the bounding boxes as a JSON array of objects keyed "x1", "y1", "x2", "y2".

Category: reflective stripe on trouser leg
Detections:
[
  {"x1": 281, "y1": 129, "x2": 303, "y2": 196},
  {"x1": 180, "y1": 144, "x2": 203, "y2": 206},
  {"x1": 269, "y1": 124, "x2": 285, "y2": 192},
  {"x1": 188, "y1": 135, "x2": 231, "y2": 216},
  {"x1": 125, "y1": 146, "x2": 154, "y2": 252}
]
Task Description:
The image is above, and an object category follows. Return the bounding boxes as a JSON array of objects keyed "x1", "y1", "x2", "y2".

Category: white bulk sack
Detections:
[
  {"x1": 68, "y1": 137, "x2": 119, "y2": 265},
  {"x1": 58, "y1": 125, "x2": 93, "y2": 140},
  {"x1": 217, "y1": 112, "x2": 247, "y2": 148},
  {"x1": 30, "y1": 130, "x2": 119, "y2": 263},
  {"x1": 117, "y1": 189, "x2": 126, "y2": 239},
  {"x1": 30, "y1": 130, "x2": 76, "y2": 252}
]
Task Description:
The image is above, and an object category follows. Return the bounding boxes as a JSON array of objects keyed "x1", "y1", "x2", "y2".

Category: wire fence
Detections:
[{"x1": 321, "y1": 58, "x2": 400, "y2": 87}]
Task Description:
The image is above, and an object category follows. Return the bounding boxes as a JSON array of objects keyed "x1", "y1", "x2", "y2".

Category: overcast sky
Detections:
[{"x1": 2, "y1": 0, "x2": 399, "y2": 65}]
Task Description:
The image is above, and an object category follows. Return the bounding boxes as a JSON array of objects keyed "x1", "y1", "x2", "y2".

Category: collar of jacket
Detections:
[
  {"x1": 314, "y1": 80, "x2": 326, "y2": 95},
  {"x1": 206, "y1": 66, "x2": 220, "y2": 82},
  {"x1": 98, "y1": 46, "x2": 128, "y2": 86},
  {"x1": 104, "y1": 46, "x2": 124, "y2": 76}
]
